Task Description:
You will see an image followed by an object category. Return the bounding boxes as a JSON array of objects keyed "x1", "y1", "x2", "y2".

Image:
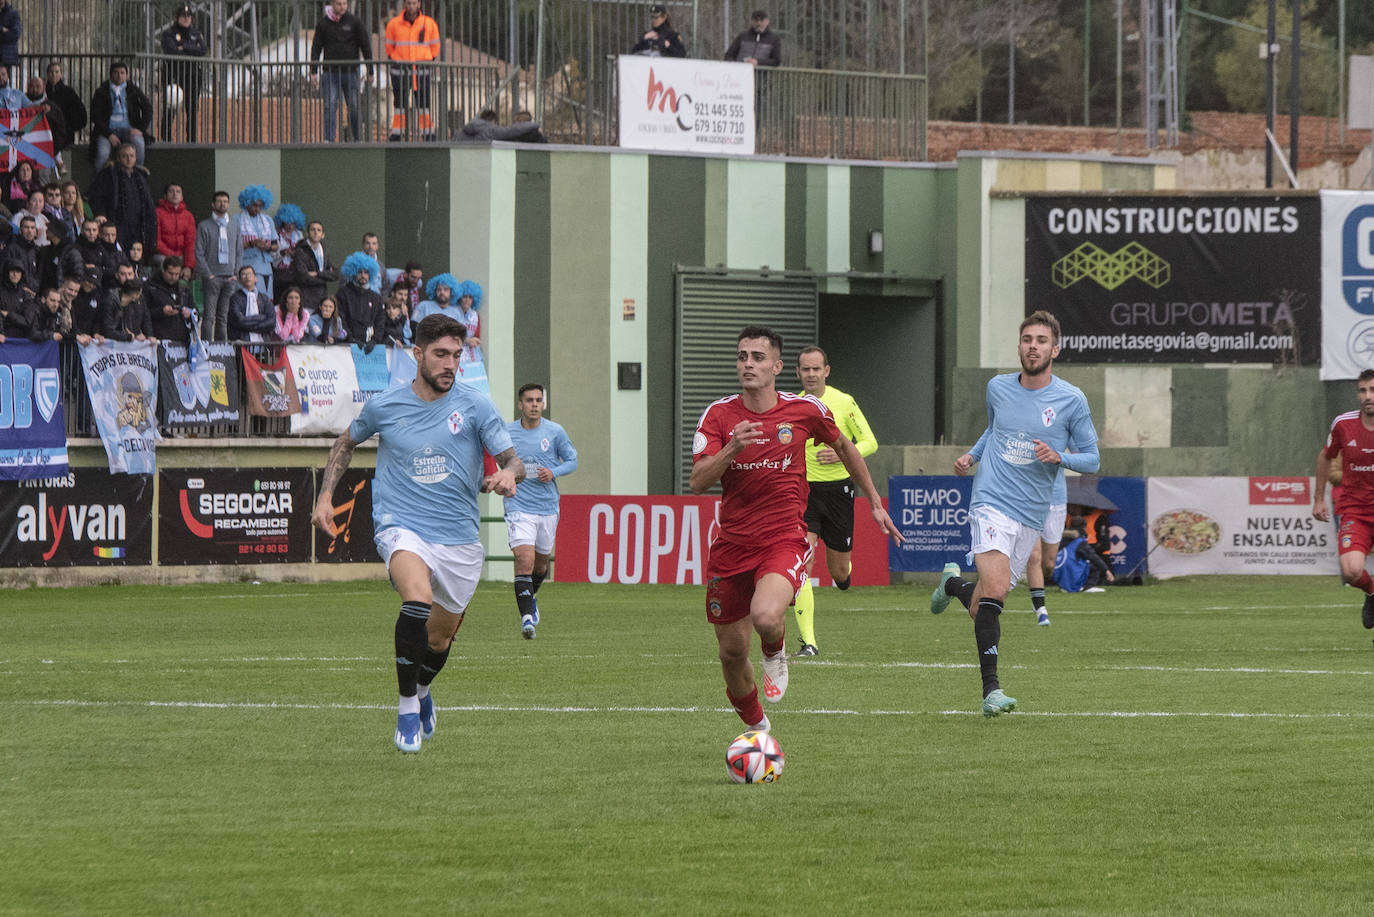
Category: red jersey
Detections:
[
  {"x1": 694, "y1": 392, "x2": 841, "y2": 547},
  {"x1": 1324, "y1": 411, "x2": 1374, "y2": 520}
]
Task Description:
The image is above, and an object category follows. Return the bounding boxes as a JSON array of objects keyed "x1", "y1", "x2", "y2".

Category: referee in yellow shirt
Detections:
[{"x1": 793, "y1": 346, "x2": 878, "y2": 656}]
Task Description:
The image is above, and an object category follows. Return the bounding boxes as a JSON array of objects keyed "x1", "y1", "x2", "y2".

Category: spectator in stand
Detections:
[
  {"x1": 71, "y1": 267, "x2": 104, "y2": 343},
  {"x1": 385, "y1": 0, "x2": 440, "y2": 141},
  {"x1": 289, "y1": 219, "x2": 337, "y2": 313},
  {"x1": 8, "y1": 215, "x2": 38, "y2": 290},
  {"x1": 87, "y1": 142, "x2": 158, "y2": 254},
  {"x1": 311, "y1": 0, "x2": 372, "y2": 143},
  {"x1": 273, "y1": 202, "x2": 305, "y2": 292},
  {"x1": 60, "y1": 180, "x2": 91, "y2": 224},
  {"x1": 402, "y1": 260, "x2": 423, "y2": 314},
  {"x1": 23, "y1": 77, "x2": 68, "y2": 176},
  {"x1": 228, "y1": 264, "x2": 277, "y2": 342},
  {"x1": 236, "y1": 184, "x2": 277, "y2": 300},
  {"x1": 377, "y1": 281, "x2": 411, "y2": 347},
  {"x1": 410, "y1": 271, "x2": 459, "y2": 325},
  {"x1": 632, "y1": 4, "x2": 687, "y2": 57},
  {"x1": 46, "y1": 62, "x2": 87, "y2": 154},
  {"x1": 42, "y1": 183, "x2": 75, "y2": 241},
  {"x1": 336, "y1": 251, "x2": 383, "y2": 343},
  {"x1": 0, "y1": 2, "x2": 19, "y2": 84},
  {"x1": 39, "y1": 219, "x2": 82, "y2": 290},
  {"x1": 28, "y1": 285, "x2": 71, "y2": 343},
  {"x1": 146, "y1": 254, "x2": 195, "y2": 343},
  {"x1": 98, "y1": 221, "x2": 125, "y2": 270},
  {"x1": 275, "y1": 286, "x2": 310, "y2": 343},
  {"x1": 160, "y1": 4, "x2": 206, "y2": 143},
  {"x1": 456, "y1": 279, "x2": 482, "y2": 358},
  {"x1": 0, "y1": 65, "x2": 24, "y2": 110},
  {"x1": 194, "y1": 189, "x2": 243, "y2": 342},
  {"x1": 5, "y1": 160, "x2": 40, "y2": 212},
  {"x1": 458, "y1": 109, "x2": 546, "y2": 144},
  {"x1": 75, "y1": 217, "x2": 110, "y2": 278},
  {"x1": 361, "y1": 232, "x2": 386, "y2": 294},
  {"x1": 155, "y1": 182, "x2": 195, "y2": 270},
  {"x1": 304, "y1": 294, "x2": 346, "y2": 344},
  {"x1": 11, "y1": 189, "x2": 47, "y2": 244},
  {"x1": 102, "y1": 278, "x2": 154, "y2": 342},
  {"x1": 127, "y1": 240, "x2": 151, "y2": 283},
  {"x1": 724, "y1": 9, "x2": 782, "y2": 67},
  {"x1": 90, "y1": 61, "x2": 153, "y2": 171},
  {"x1": 0, "y1": 261, "x2": 32, "y2": 338}
]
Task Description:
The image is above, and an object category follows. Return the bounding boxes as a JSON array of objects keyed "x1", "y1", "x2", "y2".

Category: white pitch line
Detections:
[{"x1": 8, "y1": 698, "x2": 1372, "y2": 720}]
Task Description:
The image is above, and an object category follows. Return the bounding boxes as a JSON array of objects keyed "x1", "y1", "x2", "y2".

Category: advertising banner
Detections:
[
  {"x1": 79, "y1": 340, "x2": 160, "y2": 474},
  {"x1": 158, "y1": 340, "x2": 239, "y2": 428},
  {"x1": 242, "y1": 346, "x2": 301, "y2": 417},
  {"x1": 1025, "y1": 196, "x2": 1321, "y2": 364},
  {"x1": 554, "y1": 494, "x2": 891, "y2": 585},
  {"x1": 0, "y1": 340, "x2": 67, "y2": 480},
  {"x1": 159, "y1": 468, "x2": 314, "y2": 564},
  {"x1": 313, "y1": 467, "x2": 378, "y2": 563},
  {"x1": 289, "y1": 344, "x2": 364, "y2": 435},
  {"x1": 1146, "y1": 476, "x2": 1336, "y2": 577},
  {"x1": 617, "y1": 55, "x2": 755, "y2": 154},
  {"x1": 1095, "y1": 477, "x2": 1148, "y2": 579},
  {"x1": 1319, "y1": 191, "x2": 1374, "y2": 380},
  {"x1": 0, "y1": 470, "x2": 152, "y2": 566}
]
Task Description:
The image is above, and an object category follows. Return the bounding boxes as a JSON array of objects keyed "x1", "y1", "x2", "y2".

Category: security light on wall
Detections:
[{"x1": 868, "y1": 230, "x2": 883, "y2": 255}]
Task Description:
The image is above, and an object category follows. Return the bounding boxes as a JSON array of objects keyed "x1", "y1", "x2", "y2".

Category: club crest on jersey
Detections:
[
  {"x1": 540, "y1": 438, "x2": 551, "y2": 452},
  {"x1": 1042, "y1": 406, "x2": 1056, "y2": 427},
  {"x1": 448, "y1": 410, "x2": 464, "y2": 434},
  {"x1": 1343, "y1": 534, "x2": 1353, "y2": 550},
  {"x1": 776, "y1": 422, "x2": 794, "y2": 444}
]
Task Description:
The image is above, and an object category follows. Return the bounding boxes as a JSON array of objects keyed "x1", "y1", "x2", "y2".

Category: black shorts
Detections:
[{"x1": 804, "y1": 479, "x2": 855, "y2": 553}]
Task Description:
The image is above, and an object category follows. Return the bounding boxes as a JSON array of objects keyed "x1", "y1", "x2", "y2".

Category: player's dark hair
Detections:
[
  {"x1": 163, "y1": 255, "x2": 185, "y2": 270},
  {"x1": 1359, "y1": 369, "x2": 1374, "y2": 384},
  {"x1": 798, "y1": 345, "x2": 827, "y2": 364},
  {"x1": 1020, "y1": 309, "x2": 1061, "y2": 344},
  {"x1": 518, "y1": 382, "x2": 545, "y2": 399},
  {"x1": 738, "y1": 325, "x2": 783, "y2": 354},
  {"x1": 415, "y1": 313, "x2": 467, "y2": 349}
]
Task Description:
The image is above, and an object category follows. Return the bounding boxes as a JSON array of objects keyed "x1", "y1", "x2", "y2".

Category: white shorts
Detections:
[
  {"x1": 375, "y1": 526, "x2": 483, "y2": 614},
  {"x1": 968, "y1": 504, "x2": 1042, "y2": 590},
  {"x1": 1041, "y1": 502, "x2": 1067, "y2": 545},
  {"x1": 506, "y1": 511, "x2": 558, "y2": 555}
]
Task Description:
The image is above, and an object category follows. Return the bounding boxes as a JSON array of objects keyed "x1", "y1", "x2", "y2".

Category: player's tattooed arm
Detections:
[
  {"x1": 482, "y1": 447, "x2": 525, "y2": 496},
  {"x1": 313, "y1": 433, "x2": 358, "y2": 534}
]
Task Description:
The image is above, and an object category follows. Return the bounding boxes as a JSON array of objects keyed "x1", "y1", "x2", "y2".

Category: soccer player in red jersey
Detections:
[
  {"x1": 690, "y1": 326, "x2": 901, "y2": 734},
  {"x1": 1314, "y1": 368, "x2": 1374, "y2": 628}
]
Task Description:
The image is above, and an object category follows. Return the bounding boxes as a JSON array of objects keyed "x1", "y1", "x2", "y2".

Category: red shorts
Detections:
[
  {"x1": 1338, "y1": 516, "x2": 1374, "y2": 556},
  {"x1": 704, "y1": 535, "x2": 811, "y2": 624}
]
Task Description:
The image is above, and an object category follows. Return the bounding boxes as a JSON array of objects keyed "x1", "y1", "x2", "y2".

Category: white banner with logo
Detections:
[
  {"x1": 288, "y1": 345, "x2": 364, "y2": 435},
  {"x1": 617, "y1": 55, "x2": 754, "y2": 154},
  {"x1": 1320, "y1": 190, "x2": 1374, "y2": 380},
  {"x1": 1147, "y1": 476, "x2": 1337, "y2": 576},
  {"x1": 79, "y1": 341, "x2": 161, "y2": 475}
]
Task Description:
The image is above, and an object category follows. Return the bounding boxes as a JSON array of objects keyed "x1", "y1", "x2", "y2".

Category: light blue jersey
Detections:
[
  {"x1": 970, "y1": 428, "x2": 1069, "y2": 507},
  {"x1": 971, "y1": 373, "x2": 1099, "y2": 529},
  {"x1": 504, "y1": 418, "x2": 578, "y2": 515},
  {"x1": 349, "y1": 382, "x2": 513, "y2": 545}
]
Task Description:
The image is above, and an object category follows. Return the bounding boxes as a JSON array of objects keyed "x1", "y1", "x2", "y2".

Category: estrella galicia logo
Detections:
[{"x1": 1341, "y1": 204, "x2": 1374, "y2": 314}]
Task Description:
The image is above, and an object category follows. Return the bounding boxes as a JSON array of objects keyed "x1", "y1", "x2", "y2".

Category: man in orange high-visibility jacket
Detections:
[{"x1": 385, "y1": 0, "x2": 440, "y2": 140}]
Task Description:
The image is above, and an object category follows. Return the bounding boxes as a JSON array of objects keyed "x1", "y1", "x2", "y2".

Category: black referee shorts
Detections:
[{"x1": 804, "y1": 478, "x2": 855, "y2": 553}]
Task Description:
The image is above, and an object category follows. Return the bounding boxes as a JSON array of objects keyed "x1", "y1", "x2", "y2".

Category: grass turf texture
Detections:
[{"x1": 2, "y1": 575, "x2": 1370, "y2": 915}]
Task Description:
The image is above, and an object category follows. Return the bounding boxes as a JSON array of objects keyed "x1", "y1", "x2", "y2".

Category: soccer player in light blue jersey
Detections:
[
  {"x1": 312, "y1": 313, "x2": 525, "y2": 753},
  {"x1": 931, "y1": 310, "x2": 1100, "y2": 716},
  {"x1": 504, "y1": 382, "x2": 579, "y2": 639}
]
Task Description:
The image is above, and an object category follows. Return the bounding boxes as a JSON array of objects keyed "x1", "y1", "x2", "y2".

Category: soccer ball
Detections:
[{"x1": 726, "y1": 730, "x2": 784, "y2": 784}]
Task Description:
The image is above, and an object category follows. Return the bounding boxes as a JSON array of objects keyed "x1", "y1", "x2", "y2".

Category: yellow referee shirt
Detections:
[{"x1": 802, "y1": 385, "x2": 878, "y2": 481}]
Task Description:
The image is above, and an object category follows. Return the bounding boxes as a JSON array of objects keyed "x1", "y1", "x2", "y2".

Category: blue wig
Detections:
[
  {"x1": 238, "y1": 184, "x2": 274, "y2": 210},
  {"x1": 340, "y1": 251, "x2": 381, "y2": 283},
  {"x1": 275, "y1": 203, "x2": 306, "y2": 229},
  {"x1": 458, "y1": 280, "x2": 483, "y2": 309},
  {"x1": 425, "y1": 272, "x2": 459, "y2": 301}
]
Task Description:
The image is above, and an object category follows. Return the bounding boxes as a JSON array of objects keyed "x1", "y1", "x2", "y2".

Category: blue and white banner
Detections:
[
  {"x1": 388, "y1": 345, "x2": 417, "y2": 388},
  {"x1": 1320, "y1": 190, "x2": 1374, "y2": 380},
  {"x1": 79, "y1": 341, "x2": 160, "y2": 475},
  {"x1": 888, "y1": 475, "x2": 973, "y2": 572},
  {"x1": 0, "y1": 341, "x2": 68, "y2": 480},
  {"x1": 289, "y1": 344, "x2": 364, "y2": 435},
  {"x1": 351, "y1": 343, "x2": 391, "y2": 393}
]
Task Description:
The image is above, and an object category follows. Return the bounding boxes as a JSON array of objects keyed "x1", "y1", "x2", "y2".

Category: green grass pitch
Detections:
[{"x1": 2, "y1": 575, "x2": 1371, "y2": 915}]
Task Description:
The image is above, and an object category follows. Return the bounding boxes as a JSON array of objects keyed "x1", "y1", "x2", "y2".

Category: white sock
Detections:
[
  {"x1": 416, "y1": 683, "x2": 430, "y2": 700},
  {"x1": 399, "y1": 694, "x2": 420, "y2": 715}
]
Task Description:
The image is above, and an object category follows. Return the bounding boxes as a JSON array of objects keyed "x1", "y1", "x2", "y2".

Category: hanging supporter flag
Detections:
[
  {"x1": 0, "y1": 341, "x2": 68, "y2": 480},
  {"x1": 158, "y1": 339, "x2": 239, "y2": 427},
  {"x1": 78, "y1": 341, "x2": 161, "y2": 475},
  {"x1": 388, "y1": 345, "x2": 417, "y2": 388},
  {"x1": 241, "y1": 345, "x2": 301, "y2": 417},
  {"x1": 0, "y1": 107, "x2": 57, "y2": 170},
  {"x1": 458, "y1": 345, "x2": 489, "y2": 396},
  {"x1": 351, "y1": 343, "x2": 391, "y2": 393},
  {"x1": 289, "y1": 344, "x2": 364, "y2": 435}
]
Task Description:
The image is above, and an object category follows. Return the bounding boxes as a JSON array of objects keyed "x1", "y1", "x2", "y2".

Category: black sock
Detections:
[
  {"x1": 835, "y1": 576, "x2": 851, "y2": 591},
  {"x1": 419, "y1": 643, "x2": 450, "y2": 688},
  {"x1": 974, "y1": 597, "x2": 1003, "y2": 696},
  {"x1": 395, "y1": 601, "x2": 431, "y2": 698},
  {"x1": 514, "y1": 575, "x2": 535, "y2": 619},
  {"x1": 531, "y1": 569, "x2": 547, "y2": 594},
  {"x1": 1030, "y1": 588, "x2": 1046, "y2": 612},
  {"x1": 945, "y1": 576, "x2": 976, "y2": 610}
]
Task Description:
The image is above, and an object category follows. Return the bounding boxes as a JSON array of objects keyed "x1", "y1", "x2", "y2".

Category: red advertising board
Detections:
[{"x1": 554, "y1": 494, "x2": 892, "y2": 585}]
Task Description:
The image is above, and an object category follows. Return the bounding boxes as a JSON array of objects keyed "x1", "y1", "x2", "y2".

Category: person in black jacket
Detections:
[
  {"x1": 227, "y1": 264, "x2": 278, "y2": 342},
  {"x1": 146, "y1": 254, "x2": 195, "y2": 343},
  {"x1": 45, "y1": 61, "x2": 88, "y2": 145},
  {"x1": 631, "y1": 4, "x2": 687, "y2": 57},
  {"x1": 27, "y1": 286, "x2": 71, "y2": 343},
  {"x1": 160, "y1": 4, "x2": 207, "y2": 142},
  {"x1": 335, "y1": 252, "x2": 383, "y2": 343},
  {"x1": 0, "y1": 262, "x2": 31, "y2": 340},
  {"x1": 101, "y1": 279, "x2": 154, "y2": 342},
  {"x1": 289, "y1": 219, "x2": 337, "y2": 313},
  {"x1": 86, "y1": 143, "x2": 158, "y2": 255},
  {"x1": 724, "y1": 10, "x2": 782, "y2": 67},
  {"x1": 70, "y1": 267, "x2": 105, "y2": 342},
  {"x1": 89, "y1": 61, "x2": 154, "y2": 170},
  {"x1": 310, "y1": 0, "x2": 373, "y2": 142}
]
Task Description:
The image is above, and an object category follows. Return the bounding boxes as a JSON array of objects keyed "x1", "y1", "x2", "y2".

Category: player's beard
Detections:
[
  {"x1": 1020, "y1": 349, "x2": 1052, "y2": 378},
  {"x1": 418, "y1": 360, "x2": 455, "y2": 394}
]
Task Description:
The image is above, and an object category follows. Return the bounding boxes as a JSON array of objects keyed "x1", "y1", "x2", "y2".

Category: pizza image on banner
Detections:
[
  {"x1": 242, "y1": 347, "x2": 302, "y2": 417},
  {"x1": 158, "y1": 468, "x2": 313, "y2": 563},
  {"x1": 1024, "y1": 196, "x2": 1321, "y2": 364}
]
